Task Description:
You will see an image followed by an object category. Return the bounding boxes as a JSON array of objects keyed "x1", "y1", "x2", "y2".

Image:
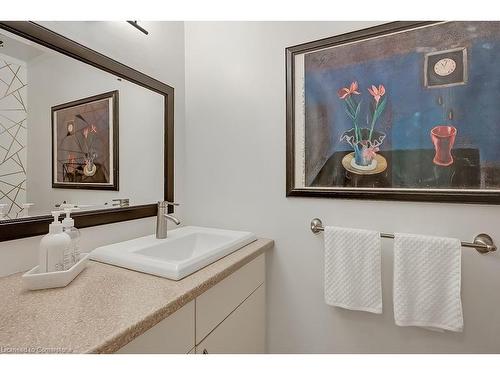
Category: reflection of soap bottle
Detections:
[
  {"x1": 62, "y1": 209, "x2": 81, "y2": 269},
  {"x1": 39, "y1": 211, "x2": 71, "y2": 273},
  {"x1": 0, "y1": 204, "x2": 7, "y2": 220}
]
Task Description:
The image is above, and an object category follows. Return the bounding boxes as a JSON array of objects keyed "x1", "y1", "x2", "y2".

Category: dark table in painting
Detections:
[
  {"x1": 311, "y1": 148, "x2": 481, "y2": 189},
  {"x1": 62, "y1": 162, "x2": 108, "y2": 184}
]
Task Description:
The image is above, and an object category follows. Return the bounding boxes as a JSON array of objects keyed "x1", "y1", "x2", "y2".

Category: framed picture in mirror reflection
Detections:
[{"x1": 52, "y1": 90, "x2": 119, "y2": 190}]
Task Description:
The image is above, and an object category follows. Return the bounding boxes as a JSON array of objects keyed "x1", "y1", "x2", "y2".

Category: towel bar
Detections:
[{"x1": 310, "y1": 218, "x2": 497, "y2": 254}]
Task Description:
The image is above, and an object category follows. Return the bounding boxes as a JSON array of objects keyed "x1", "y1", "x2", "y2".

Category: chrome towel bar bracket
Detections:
[{"x1": 310, "y1": 218, "x2": 497, "y2": 254}]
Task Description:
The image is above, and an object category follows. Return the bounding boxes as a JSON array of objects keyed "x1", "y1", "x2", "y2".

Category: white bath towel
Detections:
[
  {"x1": 324, "y1": 226, "x2": 382, "y2": 313},
  {"x1": 393, "y1": 233, "x2": 463, "y2": 332}
]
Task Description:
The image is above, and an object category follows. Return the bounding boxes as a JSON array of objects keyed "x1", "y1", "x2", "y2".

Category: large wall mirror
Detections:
[{"x1": 0, "y1": 22, "x2": 174, "y2": 241}]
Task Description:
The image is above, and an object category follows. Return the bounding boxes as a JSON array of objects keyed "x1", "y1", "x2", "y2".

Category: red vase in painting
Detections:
[{"x1": 430, "y1": 125, "x2": 457, "y2": 167}]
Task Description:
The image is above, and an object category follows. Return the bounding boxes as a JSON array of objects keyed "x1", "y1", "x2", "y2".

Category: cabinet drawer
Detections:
[
  {"x1": 197, "y1": 283, "x2": 265, "y2": 354},
  {"x1": 116, "y1": 300, "x2": 195, "y2": 354},
  {"x1": 196, "y1": 254, "x2": 265, "y2": 343}
]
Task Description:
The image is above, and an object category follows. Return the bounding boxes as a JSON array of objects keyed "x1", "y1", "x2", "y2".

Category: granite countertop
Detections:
[{"x1": 0, "y1": 238, "x2": 273, "y2": 354}]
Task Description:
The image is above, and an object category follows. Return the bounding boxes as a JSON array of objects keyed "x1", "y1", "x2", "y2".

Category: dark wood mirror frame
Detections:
[{"x1": 0, "y1": 21, "x2": 174, "y2": 241}]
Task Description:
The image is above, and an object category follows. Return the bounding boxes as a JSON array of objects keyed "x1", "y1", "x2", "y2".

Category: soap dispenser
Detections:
[
  {"x1": 39, "y1": 211, "x2": 71, "y2": 273},
  {"x1": 62, "y1": 208, "x2": 81, "y2": 269}
]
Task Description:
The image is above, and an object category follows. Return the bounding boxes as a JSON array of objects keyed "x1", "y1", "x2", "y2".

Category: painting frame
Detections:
[
  {"x1": 285, "y1": 21, "x2": 500, "y2": 204},
  {"x1": 51, "y1": 90, "x2": 119, "y2": 191}
]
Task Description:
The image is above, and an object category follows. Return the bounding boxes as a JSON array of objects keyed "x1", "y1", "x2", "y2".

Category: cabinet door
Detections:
[
  {"x1": 116, "y1": 300, "x2": 195, "y2": 354},
  {"x1": 197, "y1": 284, "x2": 265, "y2": 354},
  {"x1": 196, "y1": 254, "x2": 265, "y2": 344}
]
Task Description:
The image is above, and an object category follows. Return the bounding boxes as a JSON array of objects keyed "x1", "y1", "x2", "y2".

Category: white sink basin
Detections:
[{"x1": 90, "y1": 226, "x2": 257, "y2": 280}]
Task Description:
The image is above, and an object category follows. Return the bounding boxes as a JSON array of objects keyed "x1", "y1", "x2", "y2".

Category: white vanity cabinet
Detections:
[
  {"x1": 195, "y1": 254, "x2": 265, "y2": 354},
  {"x1": 116, "y1": 301, "x2": 195, "y2": 354},
  {"x1": 196, "y1": 284, "x2": 265, "y2": 354},
  {"x1": 116, "y1": 254, "x2": 266, "y2": 354}
]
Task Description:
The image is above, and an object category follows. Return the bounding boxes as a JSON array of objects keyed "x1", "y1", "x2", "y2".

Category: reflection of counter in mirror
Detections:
[{"x1": 0, "y1": 27, "x2": 165, "y2": 219}]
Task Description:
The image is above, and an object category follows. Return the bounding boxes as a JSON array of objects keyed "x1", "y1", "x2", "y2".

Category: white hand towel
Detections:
[
  {"x1": 324, "y1": 226, "x2": 382, "y2": 313},
  {"x1": 393, "y1": 233, "x2": 463, "y2": 332}
]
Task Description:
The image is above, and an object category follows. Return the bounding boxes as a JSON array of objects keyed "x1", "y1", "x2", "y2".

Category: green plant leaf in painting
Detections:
[
  {"x1": 354, "y1": 100, "x2": 362, "y2": 120},
  {"x1": 344, "y1": 105, "x2": 355, "y2": 120},
  {"x1": 344, "y1": 98, "x2": 356, "y2": 115},
  {"x1": 373, "y1": 97, "x2": 387, "y2": 123}
]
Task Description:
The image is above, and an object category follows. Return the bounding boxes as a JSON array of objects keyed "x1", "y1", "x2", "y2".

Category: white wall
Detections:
[
  {"x1": 27, "y1": 51, "x2": 164, "y2": 213},
  {"x1": 184, "y1": 22, "x2": 500, "y2": 353},
  {"x1": 0, "y1": 21, "x2": 185, "y2": 277}
]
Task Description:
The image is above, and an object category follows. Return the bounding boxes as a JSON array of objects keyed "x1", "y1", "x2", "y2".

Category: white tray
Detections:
[{"x1": 22, "y1": 253, "x2": 90, "y2": 290}]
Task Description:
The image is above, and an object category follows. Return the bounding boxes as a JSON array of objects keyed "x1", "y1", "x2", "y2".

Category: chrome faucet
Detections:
[{"x1": 156, "y1": 201, "x2": 181, "y2": 239}]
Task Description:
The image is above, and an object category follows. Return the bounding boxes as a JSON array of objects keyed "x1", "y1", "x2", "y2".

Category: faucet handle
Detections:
[
  {"x1": 158, "y1": 200, "x2": 180, "y2": 208},
  {"x1": 165, "y1": 201, "x2": 180, "y2": 206}
]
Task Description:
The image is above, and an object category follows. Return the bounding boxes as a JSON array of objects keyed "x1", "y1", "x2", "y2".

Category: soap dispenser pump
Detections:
[
  {"x1": 62, "y1": 208, "x2": 81, "y2": 268},
  {"x1": 39, "y1": 211, "x2": 71, "y2": 273}
]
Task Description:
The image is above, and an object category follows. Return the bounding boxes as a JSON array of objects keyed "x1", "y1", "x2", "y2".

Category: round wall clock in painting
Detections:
[
  {"x1": 286, "y1": 21, "x2": 500, "y2": 204},
  {"x1": 424, "y1": 47, "x2": 467, "y2": 88}
]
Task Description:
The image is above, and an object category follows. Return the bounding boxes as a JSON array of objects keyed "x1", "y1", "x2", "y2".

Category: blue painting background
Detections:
[{"x1": 305, "y1": 38, "x2": 500, "y2": 164}]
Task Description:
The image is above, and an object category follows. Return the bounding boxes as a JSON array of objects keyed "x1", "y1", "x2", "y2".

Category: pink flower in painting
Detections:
[
  {"x1": 367, "y1": 84, "x2": 386, "y2": 104},
  {"x1": 83, "y1": 127, "x2": 89, "y2": 138},
  {"x1": 337, "y1": 81, "x2": 360, "y2": 100},
  {"x1": 90, "y1": 124, "x2": 97, "y2": 133},
  {"x1": 363, "y1": 146, "x2": 379, "y2": 160}
]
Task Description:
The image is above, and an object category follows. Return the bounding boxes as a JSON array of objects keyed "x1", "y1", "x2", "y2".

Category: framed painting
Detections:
[
  {"x1": 286, "y1": 21, "x2": 500, "y2": 204},
  {"x1": 52, "y1": 90, "x2": 119, "y2": 190}
]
